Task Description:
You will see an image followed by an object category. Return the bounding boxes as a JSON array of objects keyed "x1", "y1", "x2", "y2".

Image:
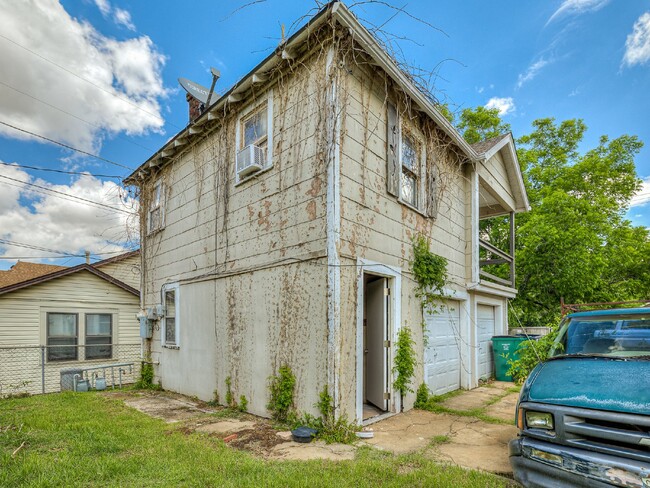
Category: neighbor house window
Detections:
[
  {"x1": 147, "y1": 180, "x2": 164, "y2": 234},
  {"x1": 85, "y1": 314, "x2": 112, "y2": 360},
  {"x1": 47, "y1": 313, "x2": 78, "y2": 361},
  {"x1": 400, "y1": 132, "x2": 419, "y2": 207},
  {"x1": 235, "y1": 90, "x2": 274, "y2": 183},
  {"x1": 162, "y1": 284, "x2": 179, "y2": 347}
]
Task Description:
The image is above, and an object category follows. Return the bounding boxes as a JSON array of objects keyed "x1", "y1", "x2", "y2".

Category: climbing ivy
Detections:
[
  {"x1": 411, "y1": 234, "x2": 449, "y2": 315},
  {"x1": 393, "y1": 326, "x2": 417, "y2": 409}
]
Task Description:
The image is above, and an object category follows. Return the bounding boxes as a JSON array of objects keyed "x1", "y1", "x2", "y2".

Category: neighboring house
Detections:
[
  {"x1": 0, "y1": 251, "x2": 141, "y2": 394},
  {"x1": 125, "y1": 2, "x2": 529, "y2": 423}
]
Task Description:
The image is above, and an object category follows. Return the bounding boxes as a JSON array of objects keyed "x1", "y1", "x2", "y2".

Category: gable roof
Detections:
[
  {"x1": 473, "y1": 132, "x2": 530, "y2": 213},
  {"x1": 93, "y1": 249, "x2": 139, "y2": 268},
  {"x1": 125, "y1": 1, "x2": 480, "y2": 184},
  {"x1": 0, "y1": 262, "x2": 140, "y2": 297},
  {"x1": 0, "y1": 262, "x2": 67, "y2": 288},
  {"x1": 470, "y1": 134, "x2": 510, "y2": 156}
]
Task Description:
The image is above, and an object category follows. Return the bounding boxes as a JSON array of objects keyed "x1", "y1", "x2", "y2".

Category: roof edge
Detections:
[
  {"x1": 125, "y1": 1, "x2": 480, "y2": 184},
  {"x1": 0, "y1": 263, "x2": 140, "y2": 297}
]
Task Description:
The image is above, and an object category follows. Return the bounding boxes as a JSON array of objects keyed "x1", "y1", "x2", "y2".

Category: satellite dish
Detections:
[{"x1": 178, "y1": 77, "x2": 210, "y2": 104}]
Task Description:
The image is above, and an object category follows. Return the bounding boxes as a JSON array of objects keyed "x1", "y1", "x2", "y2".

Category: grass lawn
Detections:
[{"x1": 0, "y1": 392, "x2": 511, "y2": 487}]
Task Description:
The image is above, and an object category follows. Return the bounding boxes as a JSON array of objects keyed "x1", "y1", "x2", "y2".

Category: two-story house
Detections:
[{"x1": 125, "y1": 2, "x2": 528, "y2": 424}]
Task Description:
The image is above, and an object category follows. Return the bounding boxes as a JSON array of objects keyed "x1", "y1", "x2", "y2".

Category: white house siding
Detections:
[
  {"x1": 336, "y1": 61, "x2": 474, "y2": 418},
  {"x1": 142, "y1": 48, "x2": 331, "y2": 416},
  {"x1": 479, "y1": 151, "x2": 516, "y2": 212},
  {"x1": 0, "y1": 270, "x2": 140, "y2": 395},
  {"x1": 95, "y1": 254, "x2": 141, "y2": 290}
]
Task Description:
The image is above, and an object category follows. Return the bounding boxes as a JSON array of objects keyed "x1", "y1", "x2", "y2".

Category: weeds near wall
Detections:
[
  {"x1": 238, "y1": 395, "x2": 248, "y2": 413},
  {"x1": 393, "y1": 326, "x2": 417, "y2": 410},
  {"x1": 267, "y1": 365, "x2": 296, "y2": 422},
  {"x1": 134, "y1": 362, "x2": 160, "y2": 390},
  {"x1": 293, "y1": 386, "x2": 359, "y2": 444},
  {"x1": 225, "y1": 376, "x2": 236, "y2": 409},
  {"x1": 414, "y1": 382, "x2": 430, "y2": 409}
]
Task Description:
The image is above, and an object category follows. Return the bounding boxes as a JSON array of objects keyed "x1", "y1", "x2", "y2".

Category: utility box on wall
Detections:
[{"x1": 139, "y1": 317, "x2": 153, "y2": 339}]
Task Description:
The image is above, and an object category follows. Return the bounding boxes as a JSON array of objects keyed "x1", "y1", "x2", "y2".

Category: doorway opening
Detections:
[{"x1": 363, "y1": 273, "x2": 390, "y2": 421}]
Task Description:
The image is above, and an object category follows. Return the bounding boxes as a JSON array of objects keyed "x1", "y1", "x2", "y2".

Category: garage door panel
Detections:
[{"x1": 424, "y1": 302, "x2": 461, "y2": 396}]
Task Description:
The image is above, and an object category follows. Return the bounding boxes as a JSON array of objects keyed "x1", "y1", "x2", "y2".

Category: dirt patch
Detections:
[{"x1": 227, "y1": 423, "x2": 290, "y2": 455}]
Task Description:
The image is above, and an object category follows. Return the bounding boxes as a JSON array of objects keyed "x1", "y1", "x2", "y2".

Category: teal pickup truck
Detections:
[{"x1": 509, "y1": 308, "x2": 650, "y2": 488}]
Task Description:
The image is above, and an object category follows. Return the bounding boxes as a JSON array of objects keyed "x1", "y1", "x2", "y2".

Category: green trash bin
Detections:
[{"x1": 492, "y1": 336, "x2": 528, "y2": 381}]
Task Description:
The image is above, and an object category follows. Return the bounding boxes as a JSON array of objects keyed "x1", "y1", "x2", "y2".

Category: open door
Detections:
[{"x1": 365, "y1": 276, "x2": 388, "y2": 411}]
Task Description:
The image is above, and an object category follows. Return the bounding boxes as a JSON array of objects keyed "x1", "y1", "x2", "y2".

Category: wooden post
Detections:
[{"x1": 509, "y1": 211, "x2": 515, "y2": 287}]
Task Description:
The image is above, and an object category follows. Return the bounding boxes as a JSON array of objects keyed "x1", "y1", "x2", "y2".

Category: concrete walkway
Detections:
[
  {"x1": 109, "y1": 383, "x2": 520, "y2": 471},
  {"x1": 363, "y1": 381, "x2": 520, "y2": 475}
]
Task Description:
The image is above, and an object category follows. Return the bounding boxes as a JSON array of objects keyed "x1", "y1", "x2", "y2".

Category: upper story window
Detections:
[
  {"x1": 242, "y1": 104, "x2": 268, "y2": 149},
  {"x1": 162, "y1": 284, "x2": 180, "y2": 348},
  {"x1": 400, "y1": 133, "x2": 419, "y2": 208},
  {"x1": 386, "y1": 102, "x2": 428, "y2": 215},
  {"x1": 147, "y1": 180, "x2": 165, "y2": 234},
  {"x1": 235, "y1": 90, "x2": 273, "y2": 183}
]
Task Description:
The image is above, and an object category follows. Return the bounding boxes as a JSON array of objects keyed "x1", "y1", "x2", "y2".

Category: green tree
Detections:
[
  {"x1": 460, "y1": 109, "x2": 648, "y2": 327},
  {"x1": 457, "y1": 106, "x2": 511, "y2": 144}
]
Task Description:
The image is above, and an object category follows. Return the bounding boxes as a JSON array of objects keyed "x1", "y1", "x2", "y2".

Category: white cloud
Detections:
[
  {"x1": 547, "y1": 0, "x2": 610, "y2": 24},
  {"x1": 623, "y1": 12, "x2": 650, "y2": 67},
  {"x1": 113, "y1": 8, "x2": 136, "y2": 31},
  {"x1": 94, "y1": 0, "x2": 135, "y2": 31},
  {"x1": 0, "y1": 0, "x2": 166, "y2": 152},
  {"x1": 485, "y1": 97, "x2": 516, "y2": 116},
  {"x1": 517, "y1": 58, "x2": 550, "y2": 88},
  {"x1": 477, "y1": 86, "x2": 484, "y2": 94},
  {"x1": 0, "y1": 163, "x2": 138, "y2": 263},
  {"x1": 630, "y1": 177, "x2": 650, "y2": 208},
  {"x1": 93, "y1": 0, "x2": 111, "y2": 17}
]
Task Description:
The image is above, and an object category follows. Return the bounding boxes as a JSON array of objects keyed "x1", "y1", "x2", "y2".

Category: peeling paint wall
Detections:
[
  {"x1": 336, "y1": 59, "x2": 505, "y2": 419},
  {"x1": 140, "y1": 47, "x2": 331, "y2": 415}
]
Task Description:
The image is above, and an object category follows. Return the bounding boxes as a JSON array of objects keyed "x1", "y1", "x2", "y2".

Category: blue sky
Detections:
[{"x1": 0, "y1": 0, "x2": 649, "y2": 269}]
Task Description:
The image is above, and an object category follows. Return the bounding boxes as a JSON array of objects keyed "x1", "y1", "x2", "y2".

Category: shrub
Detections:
[
  {"x1": 267, "y1": 365, "x2": 296, "y2": 421},
  {"x1": 507, "y1": 326, "x2": 562, "y2": 383}
]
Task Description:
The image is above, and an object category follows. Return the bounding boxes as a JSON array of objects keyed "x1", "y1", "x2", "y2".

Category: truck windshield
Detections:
[{"x1": 551, "y1": 314, "x2": 650, "y2": 359}]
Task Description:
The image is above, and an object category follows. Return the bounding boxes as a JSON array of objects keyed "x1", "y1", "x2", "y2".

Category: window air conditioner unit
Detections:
[{"x1": 236, "y1": 144, "x2": 265, "y2": 178}]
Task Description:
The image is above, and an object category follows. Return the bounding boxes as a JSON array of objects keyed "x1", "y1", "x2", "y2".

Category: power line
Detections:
[
  {"x1": 0, "y1": 80, "x2": 156, "y2": 154},
  {"x1": 0, "y1": 174, "x2": 135, "y2": 214},
  {"x1": 0, "y1": 161, "x2": 123, "y2": 179},
  {"x1": 0, "y1": 238, "x2": 76, "y2": 256},
  {"x1": 0, "y1": 120, "x2": 133, "y2": 170},
  {"x1": 0, "y1": 33, "x2": 180, "y2": 131}
]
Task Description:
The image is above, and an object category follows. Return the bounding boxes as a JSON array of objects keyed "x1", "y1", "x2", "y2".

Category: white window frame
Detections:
[
  {"x1": 398, "y1": 121, "x2": 426, "y2": 213},
  {"x1": 147, "y1": 179, "x2": 165, "y2": 235},
  {"x1": 42, "y1": 309, "x2": 118, "y2": 363},
  {"x1": 235, "y1": 89, "x2": 274, "y2": 185},
  {"x1": 161, "y1": 283, "x2": 180, "y2": 348}
]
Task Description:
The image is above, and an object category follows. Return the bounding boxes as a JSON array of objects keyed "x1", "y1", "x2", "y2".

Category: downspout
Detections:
[{"x1": 325, "y1": 43, "x2": 342, "y2": 413}]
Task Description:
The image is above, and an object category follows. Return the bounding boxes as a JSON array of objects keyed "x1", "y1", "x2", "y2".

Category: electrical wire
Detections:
[
  {"x1": 0, "y1": 80, "x2": 156, "y2": 154},
  {"x1": 0, "y1": 120, "x2": 133, "y2": 170},
  {"x1": 0, "y1": 174, "x2": 134, "y2": 214},
  {"x1": 0, "y1": 161, "x2": 122, "y2": 179}
]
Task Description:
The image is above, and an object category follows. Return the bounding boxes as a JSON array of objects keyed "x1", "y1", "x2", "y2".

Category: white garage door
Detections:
[
  {"x1": 477, "y1": 305, "x2": 496, "y2": 380},
  {"x1": 424, "y1": 302, "x2": 462, "y2": 396}
]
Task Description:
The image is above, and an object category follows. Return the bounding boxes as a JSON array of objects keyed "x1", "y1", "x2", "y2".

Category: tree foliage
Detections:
[
  {"x1": 457, "y1": 106, "x2": 511, "y2": 144},
  {"x1": 460, "y1": 109, "x2": 649, "y2": 327}
]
